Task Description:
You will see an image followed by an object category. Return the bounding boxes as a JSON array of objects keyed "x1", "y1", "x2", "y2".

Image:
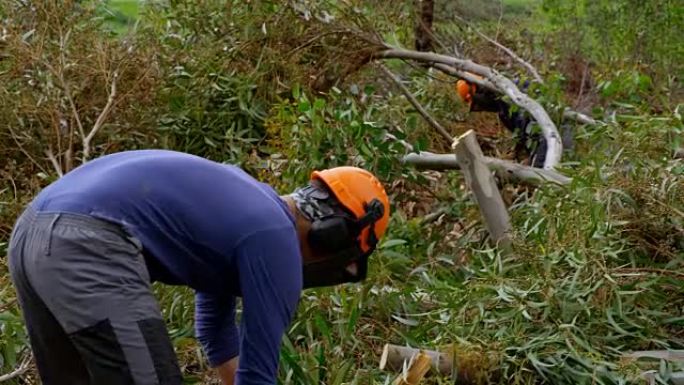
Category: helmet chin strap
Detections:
[{"x1": 354, "y1": 198, "x2": 384, "y2": 250}]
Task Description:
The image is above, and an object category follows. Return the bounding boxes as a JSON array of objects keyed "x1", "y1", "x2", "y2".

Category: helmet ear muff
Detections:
[
  {"x1": 308, "y1": 198, "x2": 384, "y2": 254},
  {"x1": 308, "y1": 216, "x2": 355, "y2": 253}
]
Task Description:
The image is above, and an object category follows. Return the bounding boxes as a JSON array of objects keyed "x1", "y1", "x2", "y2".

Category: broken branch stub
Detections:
[{"x1": 375, "y1": 48, "x2": 563, "y2": 169}]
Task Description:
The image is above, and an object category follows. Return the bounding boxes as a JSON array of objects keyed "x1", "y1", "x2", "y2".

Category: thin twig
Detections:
[
  {"x1": 0, "y1": 354, "x2": 31, "y2": 382},
  {"x1": 384, "y1": 131, "x2": 414, "y2": 152},
  {"x1": 44, "y1": 148, "x2": 64, "y2": 177},
  {"x1": 0, "y1": 299, "x2": 17, "y2": 313},
  {"x1": 377, "y1": 63, "x2": 453, "y2": 144},
  {"x1": 453, "y1": 14, "x2": 543, "y2": 83},
  {"x1": 612, "y1": 268, "x2": 684, "y2": 280},
  {"x1": 562, "y1": 109, "x2": 598, "y2": 125},
  {"x1": 7, "y1": 123, "x2": 49, "y2": 176},
  {"x1": 575, "y1": 62, "x2": 589, "y2": 108},
  {"x1": 83, "y1": 71, "x2": 118, "y2": 162}
]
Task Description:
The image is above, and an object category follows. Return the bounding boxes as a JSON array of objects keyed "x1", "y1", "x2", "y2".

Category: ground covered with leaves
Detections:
[{"x1": 0, "y1": 1, "x2": 682, "y2": 384}]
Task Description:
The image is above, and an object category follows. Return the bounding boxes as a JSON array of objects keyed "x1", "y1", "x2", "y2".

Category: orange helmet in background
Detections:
[
  {"x1": 456, "y1": 80, "x2": 476, "y2": 104},
  {"x1": 455, "y1": 72, "x2": 484, "y2": 105},
  {"x1": 311, "y1": 167, "x2": 390, "y2": 253}
]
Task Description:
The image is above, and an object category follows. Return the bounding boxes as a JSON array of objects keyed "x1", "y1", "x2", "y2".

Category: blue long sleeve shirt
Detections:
[{"x1": 30, "y1": 149, "x2": 303, "y2": 384}]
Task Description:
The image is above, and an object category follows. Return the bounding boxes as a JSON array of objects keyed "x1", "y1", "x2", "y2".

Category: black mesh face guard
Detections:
[
  {"x1": 292, "y1": 181, "x2": 369, "y2": 288},
  {"x1": 291, "y1": 182, "x2": 341, "y2": 222}
]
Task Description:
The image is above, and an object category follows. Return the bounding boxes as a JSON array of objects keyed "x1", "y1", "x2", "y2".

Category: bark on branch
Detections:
[
  {"x1": 402, "y1": 152, "x2": 572, "y2": 186},
  {"x1": 375, "y1": 48, "x2": 563, "y2": 169}
]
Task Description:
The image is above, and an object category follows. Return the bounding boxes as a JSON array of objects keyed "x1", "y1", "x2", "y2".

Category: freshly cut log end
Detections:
[
  {"x1": 393, "y1": 351, "x2": 432, "y2": 385},
  {"x1": 380, "y1": 344, "x2": 452, "y2": 374},
  {"x1": 379, "y1": 343, "x2": 502, "y2": 385}
]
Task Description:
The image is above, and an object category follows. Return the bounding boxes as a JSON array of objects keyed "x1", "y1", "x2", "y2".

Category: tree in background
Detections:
[{"x1": 414, "y1": 0, "x2": 434, "y2": 52}]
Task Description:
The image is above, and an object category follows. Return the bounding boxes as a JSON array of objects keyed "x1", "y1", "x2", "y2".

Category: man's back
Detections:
[{"x1": 31, "y1": 149, "x2": 297, "y2": 293}]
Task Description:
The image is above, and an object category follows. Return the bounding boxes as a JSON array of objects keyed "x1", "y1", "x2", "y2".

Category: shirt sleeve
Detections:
[
  {"x1": 234, "y1": 226, "x2": 303, "y2": 385},
  {"x1": 195, "y1": 291, "x2": 240, "y2": 367}
]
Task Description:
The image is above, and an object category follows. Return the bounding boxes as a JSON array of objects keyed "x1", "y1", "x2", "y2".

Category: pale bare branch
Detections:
[
  {"x1": 562, "y1": 108, "x2": 598, "y2": 125},
  {"x1": 44, "y1": 147, "x2": 64, "y2": 177},
  {"x1": 83, "y1": 71, "x2": 118, "y2": 162},
  {"x1": 454, "y1": 14, "x2": 544, "y2": 83},
  {"x1": 7, "y1": 124, "x2": 49, "y2": 176}
]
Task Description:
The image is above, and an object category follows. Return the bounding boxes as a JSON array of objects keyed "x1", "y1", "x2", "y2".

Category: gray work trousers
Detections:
[{"x1": 7, "y1": 207, "x2": 182, "y2": 385}]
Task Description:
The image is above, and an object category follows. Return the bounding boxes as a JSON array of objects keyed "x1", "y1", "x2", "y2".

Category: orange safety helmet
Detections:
[
  {"x1": 455, "y1": 72, "x2": 484, "y2": 105},
  {"x1": 311, "y1": 167, "x2": 390, "y2": 253}
]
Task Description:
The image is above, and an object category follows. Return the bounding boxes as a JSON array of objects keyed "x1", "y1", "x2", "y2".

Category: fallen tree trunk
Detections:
[
  {"x1": 402, "y1": 152, "x2": 572, "y2": 186},
  {"x1": 375, "y1": 47, "x2": 563, "y2": 169},
  {"x1": 453, "y1": 130, "x2": 512, "y2": 248}
]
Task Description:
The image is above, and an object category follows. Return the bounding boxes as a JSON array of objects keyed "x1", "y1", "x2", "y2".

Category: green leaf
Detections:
[{"x1": 379, "y1": 239, "x2": 407, "y2": 249}]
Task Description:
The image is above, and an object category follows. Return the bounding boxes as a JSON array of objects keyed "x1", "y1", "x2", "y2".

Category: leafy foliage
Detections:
[{"x1": 0, "y1": 1, "x2": 682, "y2": 384}]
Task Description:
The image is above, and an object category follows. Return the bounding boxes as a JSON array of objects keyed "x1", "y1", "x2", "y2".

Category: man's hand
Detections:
[{"x1": 216, "y1": 356, "x2": 238, "y2": 385}]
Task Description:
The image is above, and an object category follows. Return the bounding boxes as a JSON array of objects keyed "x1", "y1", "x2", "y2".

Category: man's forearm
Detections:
[{"x1": 216, "y1": 356, "x2": 239, "y2": 385}]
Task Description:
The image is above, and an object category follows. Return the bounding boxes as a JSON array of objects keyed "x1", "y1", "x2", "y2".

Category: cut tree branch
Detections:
[
  {"x1": 378, "y1": 63, "x2": 453, "y2": 143},
  {"x1": 453, "y1": 130, "x2": 512, "y2": 248},
  {"x1": 83, "y1": 71, "x2": 118, "y2": 162},
  {"x1": 375, "y1": 47, "x2": 562, "y2": 169},
  {"x1": 402, "y1": 152, "x2": 572, "y2": 186}
]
